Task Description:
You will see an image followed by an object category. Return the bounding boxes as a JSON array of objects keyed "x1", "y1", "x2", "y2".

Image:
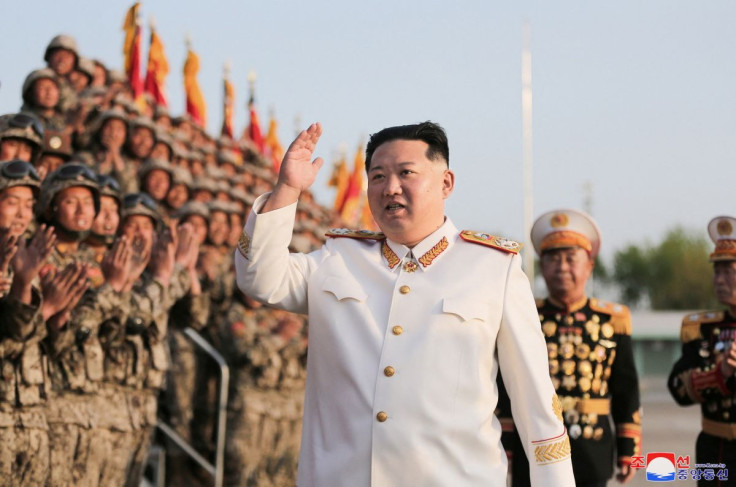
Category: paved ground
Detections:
[{"x1": 628, "y1": 375, "x2": 701, "y2": 487}]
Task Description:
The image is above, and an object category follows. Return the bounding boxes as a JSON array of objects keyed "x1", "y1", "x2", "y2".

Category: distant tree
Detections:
[{"x1": 612, "y1": 227, "x2": 718, "y2": 310}]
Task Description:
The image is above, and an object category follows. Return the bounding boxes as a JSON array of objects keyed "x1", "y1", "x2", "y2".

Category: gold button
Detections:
[
  {"x1": 384, "y1": 366, "x2": 395, "y2": 377},
  {"x1": 376, "y1": 411, "x2": 388, "y2": 422},
  {"x1": 399, "y1": 285, "x2": 410, "y2": 294},
  {"x1": 392, "y1": 326, "x2": 403, "y2": 336}
]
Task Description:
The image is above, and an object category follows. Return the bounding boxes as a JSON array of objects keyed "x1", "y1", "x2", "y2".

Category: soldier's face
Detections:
[
  {"x1": 92, "y1": 196, "x2": 120, "y2": 237},
  {"x1": 0, "y1": 139, "x2": 34, "y2": 162},
  {"x1": 69, "y1": 69, "x2": 90, "y2": 93},
  {"x1": 92, "y1": 64, "x2": 107, "y2": 88},
  {"x1": 713, "y1": 261, "x2": 736, "y2": 308},
  {"x1": 165, "y1": 184, "x2": 189, "y2": 210},
  {"x1": 228, "y1": 213, "x2": 243, "y2": 247},
  {"x1": 32, "y1": 78, "x2": 59, "y2": 109},
  {"x1": 55, "y1": 187, "x2": 96, "y2": 232},
  {"x1": 100, "y1": 119, "x2": 127, "y2": 150},
  {"x1": 541, "y1": 247, "x2": 594, "y2": 302},
  {"x1": 36, "y1": 154, "x2": 65, "y2": 180},
  {"x1": 120, "y1": 215, "x2": 155, "y2": 256},
  {"x1": 367, "y1": 139, "x2": 454, "y2": 247},
  {"x1": 130, "y1": 127, "x2": 155, "y2": 159},
  {"x1": 144, "y1": 170, "x2": 170, "y2": 201},
  {"x1": 48, "y1": 49, "x2": 76, "y2": 76},
  {"x1": 0, "y1": 186, "x2": 35, "y2": 237},
  {"x1": 208, "y1": 211, "x2": 230, "y2": 246},
  {"x1": 184, "y1": 215, "x2": 208, "y2": 245},
  {"x1": 150, "y1": 143, "x2": 172, "y2": 162}
]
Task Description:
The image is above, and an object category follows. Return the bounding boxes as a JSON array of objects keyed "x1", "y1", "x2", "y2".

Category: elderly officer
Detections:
[
  {"x1": 235, "y1": 121, "x2": 574, "y2": 486},
  {"x1": 502, "y1": 209, "x2": 642, "y2": 487},
  {"x1": 668, "y1": 216, "x2": 736, "y2": 486}
]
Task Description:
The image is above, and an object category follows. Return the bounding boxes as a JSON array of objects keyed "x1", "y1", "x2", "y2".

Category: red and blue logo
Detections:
[{"x1": 645, "y1": 453, "x2": 676, "y2": 482}]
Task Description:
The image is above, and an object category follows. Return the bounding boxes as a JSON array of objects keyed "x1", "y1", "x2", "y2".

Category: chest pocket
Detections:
[
  {"x1": 321, "y1": 275, "x2": 367, "y2": 302},
  {"x1": 442, "y1": 297, "x2": 490, "y2": 323}
]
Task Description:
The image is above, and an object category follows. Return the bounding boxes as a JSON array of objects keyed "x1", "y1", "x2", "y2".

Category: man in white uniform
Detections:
[{"x1": 234, "y1": 121, "x2": 574, "y2": 486}]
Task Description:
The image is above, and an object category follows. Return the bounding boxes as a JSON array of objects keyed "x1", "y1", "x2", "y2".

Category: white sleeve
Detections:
[
  {"x1": 496, "y1": 254, "x2": 575, "y2": 486},
  {"x1": 234, "y1": 193, "x2": 320, "y2": 314}
]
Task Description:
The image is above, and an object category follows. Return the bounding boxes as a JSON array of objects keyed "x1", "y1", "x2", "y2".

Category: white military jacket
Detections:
[{"x1": 235, "y1": 194, "x2": 574, "y2": 487}]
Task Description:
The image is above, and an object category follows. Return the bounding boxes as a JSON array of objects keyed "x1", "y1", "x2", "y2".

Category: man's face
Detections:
[
  {"x1": 143, "y1": 169, "x2": 170, "y2": 201},
  {"x1": 55, "y1": 186, "x2": 96, "y2": 232},
  {"x1": 367, "y1": 139, "x2": 454, "y2": 247},
  {"x1": 540, "y1": 247, "x2": 594, "y2": 302},
  {"x1": 92, "y1": 196, "x2": 120, "y2": 237},
  {"x1": 193, "y1": 189, "x2": 213, "y2": 204},
  {"x1": 0, "y1": 186, "x2": 35, "y2": 237},
  {"x1": 120, "y1": 214, "x2": 155, "y2": 256},
  {"x1": 130, "y1": 127, "x2": 155, "y2": 159},
  {"x1": 33, "y1": 78, "x2": 60, "y2": 109},
  {"x1": 150, "y1": 142, "x2": 171, "y2": 162},
  {"x1": 166, "y1": 184, "x2": 189, "y2": 210},
  {"x1": 0, "y1": 139, "x2": 34, "y2": 162},
  {"x1": 228, "y1": 213, "x2": 243, "y2": 247},
  {"x1": 100, "y1": 119, "x2": 127, "y2": 150},
  {"x1": 48, "y1": 49, "x2": 76, "y2": 76},
  {"x1": 713, "y1": 261, "x2": 736, "y2": 308},
  {"x1": 69, "y1": 69, "x2": 90, "y2": 93},
  {"x1": 208, "y1": 210, "x2": 230, "y2": 246}
]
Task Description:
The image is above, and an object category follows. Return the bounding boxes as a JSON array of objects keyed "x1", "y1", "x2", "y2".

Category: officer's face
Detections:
[
  {"x1": 55, "y1": 187, "x2": 96, "y2": 232},
  {"x1": 92, "y1": 196, "x2": 120, "y2": 237},
  {"x1": 713, "y1": 261, "x2": 736, "y2": 308},
  {"x1": 540, "y1": 247, "x2": 594, "y2": 302},
  {"x1": 367, "y1": 139, "x2": 454, "y2": 247},
  {"x1": 0, "y1": 186, "x2": 35, "y2": 237},
  {"x1": 32, "y1": 78, "x2": 60, "y2": 109},
  {"x1": 0, "y1": 139, "x2": 34, "y2": 163}
]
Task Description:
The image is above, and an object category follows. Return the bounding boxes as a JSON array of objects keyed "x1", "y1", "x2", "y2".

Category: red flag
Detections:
[
  {"x1": 340, "y1": 143, "x2": 365, "y2": 224},
  {"x1": 143, "y1": 22, "x2": 169, "y2": 106},
  {"x1": 184, "y1": 46, "x2": 206, "y2": 127},
  {"x1": 247, "y1": 99, "x2": 265, "y2": 154},
  {"x1": 122, "y1": 3, "x2": 143, "y2": 98}
]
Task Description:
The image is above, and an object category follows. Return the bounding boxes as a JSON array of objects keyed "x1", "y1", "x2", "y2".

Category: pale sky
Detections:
[{"x1": 3, "y1": 1, "x2": 735, "y2": 263}]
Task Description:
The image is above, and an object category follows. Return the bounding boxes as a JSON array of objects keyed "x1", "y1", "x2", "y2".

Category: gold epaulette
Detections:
[
  {"x1": 590, "y1": 298, "x2": 632, "y2": 335},
  {"x1": 325, "y1": 228, "x2": 386, "y2": 240},
  {"x1": 459, "y1": 231, "x2": 522, "y2": 254},
  {"x1": 680, "y1": 311, "x2": 723, "y2": 342}
]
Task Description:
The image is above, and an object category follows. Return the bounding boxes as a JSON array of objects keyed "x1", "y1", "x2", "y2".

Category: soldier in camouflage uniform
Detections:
[
  {"x1": 19, "y1": 69, "x2": 67, "y2": 132},
  {"x1": 0, "y1": 112, "x2": 45, "y2": 164},
  {"x1": 0, "y1": 160, "x2": 53, "y2": 486},
  {"x1": 43, "y1": 34, "x2": 80, "y2": 116},
  {"x1": 669, "y1": 216, "x2": 736, "y2": 486},
  {"x1": 85, "y1": 174, "x2": 121, "y2": 264}
]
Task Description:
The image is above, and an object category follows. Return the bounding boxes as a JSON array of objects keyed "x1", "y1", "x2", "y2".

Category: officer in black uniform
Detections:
[
  {"x1": 668, "y1": 215, "x2": 736, "y2": 486},
  {"x1": 499, "y1": 208, "x2": 642, "y2": 486}
]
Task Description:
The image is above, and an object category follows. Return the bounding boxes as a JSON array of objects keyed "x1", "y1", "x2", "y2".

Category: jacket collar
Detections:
[
  {"x1": 546, "y1": 295, "x2": 589, "y2": 313},
  {"x1": 381, "y1": 218, "x2": 457, "y2": 273}
]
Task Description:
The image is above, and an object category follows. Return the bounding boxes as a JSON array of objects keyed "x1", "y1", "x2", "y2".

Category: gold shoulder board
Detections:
[
  {"x1": 680, "y1": 311, "x2": 723, "y2": 342},
  {"x1": 590, "y1": 299, "x2": 632, "y2": 335},
  {"x1": 325, "y1": 228, "x2": 386, "y2": 240},
  {"x1": 459, "y1": 231, "x2": 522, "y2": 254}
]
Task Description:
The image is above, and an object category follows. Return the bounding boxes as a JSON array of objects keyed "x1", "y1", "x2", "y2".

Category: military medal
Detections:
[
  {"x1": 560, "y1": 342, "x2": 575, "y2": 359},
  {"x1": 601, "y1": 323, "x2": 614, "y2": 338},
  {"x1": 569, "y1": 424, "x2": 582, "y2": 439},
  {"x1": 562, "y1": 375, "x2": 576, "y2": 391},
  {"x1": 585, "y1": 320, "x2": 600, "y2": 341},
  {"x1": 591, "y1": 378, "x2": 601, "y2": 394},
  {"x1": 583, "y1": 425, "x2": 594, "y2": 439},
  {"x1": 579, "y1": 377, "x2": 591, "y2": 392},
  {"x1": 603, "y1": 367, "x2": 611, "y2": 380},
  {"x1": 576, "y1": 343, "x2": 591, "y2": 360},
  {"x1": 600, "y1": 381, "x2": 608, "y2": 396},
  {"x1": 593, "y1": 345, "x2": 607, "y2": 362},
  {"x1": 402, "y1": 260, "x2": 418, "y2": 273},
  {"x1": 542, "y1": 321, "x2": 557, "y2": 337},
  {"x1": 592, "y1": 314, "x2": 600, "y2": 323},
  {"x1": 565, "y1": 315, "x2": 574, "y2": 325},
  {"x1": 549, "y1": 359, "x2": 559, "y2": 375},
  {"x1": 593, "y1": 427, "x2": 604, "y2": 440},
  {"x1": 547, "y1": 343, "x2": 558, "y2": 359},
  {"x1": 577, "y1": 360, "x2": 592, "y2": 377},
  {"x1": 562, "y1": 360, "x2": 576, "y2": 375},
  {"x1": 565, "y1": 409, "x2": 580, "y2": 425}
]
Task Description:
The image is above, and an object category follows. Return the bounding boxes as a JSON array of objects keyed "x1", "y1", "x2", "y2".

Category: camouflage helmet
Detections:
[
  {"x1": 43, "y1": 35, "x2": 79, "y2": 63},
  {"x1": 36, "y1": 163, "x2": 101, "y2": 224},
  {"x1": 229, "y1": 188, "x2": 254, "y2": 206},
  {"x1": 120, "y1": 192, "x2": 160, "y2": 224},
  {"x1": 21, "y1": 68, "x2": 59, "y2": 105},
  {"x1": 153, "y1": 104, "x2": 170, "y2": 120},
  {"x1": 130, "y1": 116, "x2": 157, "y2": 136},
  {"x1": 138, "y1": 158, "x2": 173, "y2": 183},
  {"x1": 171, "y1": 166, "x2": 193, "y2": 189},
  {"x1": 208, "y1": 199, "x2": 236, "y2": 216},
  {"x1": 0, "y1": 113, "x2": 44, "y2": 152},
  {"x1": 97, "y1": 174, "x2": 122, "y2": 204},
  {"x1": 0, "y1": 160, "x2": 41, "y2": 197},
  {"x1": 191, "y1": 177, "x2": 218, "y2": 194},
  {"x1": 174, "y1": 201, "x2": 210, "y2": 222},
  {"x1": 75, "y1": 57, "x2": 96, "y2": 81}
]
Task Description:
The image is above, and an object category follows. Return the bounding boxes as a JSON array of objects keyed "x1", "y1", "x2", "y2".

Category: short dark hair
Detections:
[{"x1": 365, "y1": 121, "x2": 449, "y2": 172}]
